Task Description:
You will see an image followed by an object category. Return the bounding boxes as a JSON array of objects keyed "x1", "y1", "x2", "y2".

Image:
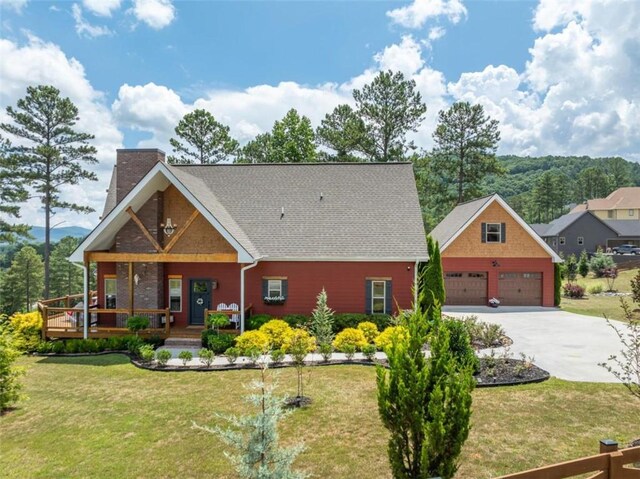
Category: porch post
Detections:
[
  {"x1": 83, "y1": 262, "x2": 89, "y2": 339},
  {"x1": 128, "y1": 262, "x2": 134, "y2": 316}
]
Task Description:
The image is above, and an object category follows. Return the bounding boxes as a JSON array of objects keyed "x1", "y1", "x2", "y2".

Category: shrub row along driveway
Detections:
[{"x1": 444, "y1": 307, "x2": 627, "y2": 383}]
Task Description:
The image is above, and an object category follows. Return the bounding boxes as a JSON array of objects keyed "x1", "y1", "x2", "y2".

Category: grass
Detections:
[
  {"x1": 561, "y1": 268, "x2": 638, "y2": 321},
  {"x1": 1, "y1": 355, "x2": 639, "y2": 478}
]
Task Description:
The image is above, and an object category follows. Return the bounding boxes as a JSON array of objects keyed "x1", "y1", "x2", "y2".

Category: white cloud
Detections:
[
  {"x1": 374, "y1": 35, "x2": 424, "y2": 76},
  {"x1": 72, "y1": 4, "x2": 113, "y2": 38},
  {"x1": 428, "y1": 26, "x2": 446, "y2": 41},
  {"x1": 0, "y1": 0, "x2": 28, "y2": 14},
  {"x1": 82, "y1": 0, "x2": 121, "y2": 17},
  {"x1": 387, "y1": 0, "x2": 467, "y2": 29},
  {"x1": 130, "y1": 0, "x2": 175, "y2": 29},
  {"x1": 0, "y1": 35, "x2": 123, "y2": 228}
]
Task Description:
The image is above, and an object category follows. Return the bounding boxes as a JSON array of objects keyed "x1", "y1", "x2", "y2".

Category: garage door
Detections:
[
  {"x1": 498, "y1": 272, "x2": 542, "y2": 306},
  {"x1": 445, "y1": 272, "x2": 488, "y2": 305}
]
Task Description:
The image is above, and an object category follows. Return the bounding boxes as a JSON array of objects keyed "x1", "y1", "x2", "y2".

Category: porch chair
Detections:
[
  {"x1": 216, "y1": 303, "x2": 229, "y2": 329},
  {"x1": 228, "y1": 303, "x2": 240, "y2": 329}
]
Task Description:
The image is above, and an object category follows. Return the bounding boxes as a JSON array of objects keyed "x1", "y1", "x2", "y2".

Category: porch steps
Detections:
[{"x1": 164, "y1": 337, "x2": 203, "y2": 348}]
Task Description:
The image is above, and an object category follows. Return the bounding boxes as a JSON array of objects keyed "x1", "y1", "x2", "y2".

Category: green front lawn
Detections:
[
  {"x1": 561, "y1": 268, "x2": 638, "y2": 321},
  {"x1": 1, "y1": 355, "x2": 638, "y2": 478}
]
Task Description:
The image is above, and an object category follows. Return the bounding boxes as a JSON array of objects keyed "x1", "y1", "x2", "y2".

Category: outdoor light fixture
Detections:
[
  {"x1": 162, "y1": 217, "x2": 177, "y2": 236},
  {"x1": 134, "y1": 274, "x2": 140, "y2": 286},
  {"x1": 492, "y1": 260, "x2": 500, "y2": 267}
]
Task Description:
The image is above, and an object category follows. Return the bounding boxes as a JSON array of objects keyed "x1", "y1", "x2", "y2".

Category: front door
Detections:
[{"x1": 189, "y1": 279, "x2": 212, "y2": 325}]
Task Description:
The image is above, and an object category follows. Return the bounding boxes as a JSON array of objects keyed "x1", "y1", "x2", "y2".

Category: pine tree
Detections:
[
  {"x1": 578, "y1": 250, "x2": 589, "y2": 278},
  {"x1": 193, "y1": 361, "x2": 307, "y2": 479},
  {"x1": 49, "y1": 236, "x2": 83, "y2": 298},
  {"x1": 1, "y1": 85, "x2": 97, "y2": 298},
  {"x1": 419, "y1": 236, "x2": 446, "y2": 315},
  {"x1": 0, "y1": 246, "x2": 44, "y2": 313},
  {"x1": 0, "y1": 136, "x2": 29, "y2": 243},
  {"x1": 315, "y1": 104, "x2": 368, "y2": 162},
  {"x1": 310, "y1": 288, "x2": 334, "y2": 346}
]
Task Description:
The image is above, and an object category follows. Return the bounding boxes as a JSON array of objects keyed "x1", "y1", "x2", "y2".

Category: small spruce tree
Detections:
[
  {"x1": 578, "y1": 250, "x2": 589, "y2": 278},
  {"x1": 310, "y1": 288, "x2": 334, "y2": 346},
  {"x1": 194, "y1": 360, "x2": 307, "y2": 479},
  {"x1": 566, "y1": 254, "x2": 578, "y2": 282},
  {"x1": 419, "y1": 236, "x2": 445, "y2": 314}
]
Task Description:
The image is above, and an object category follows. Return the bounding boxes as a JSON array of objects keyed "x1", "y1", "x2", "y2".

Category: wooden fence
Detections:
[{"x1": 497, "y1": 440, "x2": 640, "y2": 479}]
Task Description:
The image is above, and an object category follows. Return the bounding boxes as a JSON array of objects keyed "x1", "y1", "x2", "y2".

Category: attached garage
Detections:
[
  {"x1": 444, "y1": 272, "x2": 487, "y2": 305},
  {"x1": 498, "y1": 272, "x2": 542, "y2": 306}
]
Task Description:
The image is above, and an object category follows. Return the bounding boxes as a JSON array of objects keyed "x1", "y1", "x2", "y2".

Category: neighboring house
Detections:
[
  {"x1": 571, "y1": 187, "x2": 640, "y2": 220},
  {"x1": 532, "y1": 211, "x2": 640, "y2": 255},
  {"x1": 57, "y1": 149, "x2": 427, "y2": 339},
  {"x1": 430, "y1": 194, "x2": 561, "y2": 307}
]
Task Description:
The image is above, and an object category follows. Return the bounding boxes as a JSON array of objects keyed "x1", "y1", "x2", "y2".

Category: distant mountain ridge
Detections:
[{"x1": 27, "y1": 226, "x2": 91, "y2": 243}]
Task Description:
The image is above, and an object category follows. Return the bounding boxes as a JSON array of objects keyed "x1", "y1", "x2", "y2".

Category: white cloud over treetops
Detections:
[
  {"x1": 1, "y1": 0, "x2": 640, "y2": 228},
  {"x1": 129, "y1": 0, "x2": 175, "y2": 30},
  {"x1": 387, "y1": 0, "x2": 467, "y2": 29}
]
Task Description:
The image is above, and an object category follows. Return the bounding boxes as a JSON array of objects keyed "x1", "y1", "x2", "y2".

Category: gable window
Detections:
[
  {"x1": 630, "y1": 209, "x2": 635, "y2": 217},
  {"x1": 577, "y1": 236, "x2": 584, "y2": 245},
  {"x1": 486, "y1": 223, "x2": 502, "y2": 243},
  {"x1": 559, "y1": 237, "x2": 566, "y2": 245},
  {"x1": 168, "y1": 277, "x2": 182, "y2": 312},
  {"x1": 104, "y1": 277, "x2": 117, "y2": 309}
]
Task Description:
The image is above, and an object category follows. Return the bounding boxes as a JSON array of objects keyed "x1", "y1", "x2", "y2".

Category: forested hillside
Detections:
[{"x1": 482, "y1": 155, "x2": 640, "y2": 224}]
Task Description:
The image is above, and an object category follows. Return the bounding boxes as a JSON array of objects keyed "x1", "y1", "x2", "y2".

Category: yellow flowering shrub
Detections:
[
  {"x1": 258, "y1": 319, "x2": 293, "y2": 349},
  {"x1": 8, "y1": 311, "x2": 43, "y2": 352},
  {"x1": 332, "y1": 328, "x2": 367, "y2": 352},
  {"x1": 357, "y1": 321, "x2": 379, "y2": 343},
  {"x1": 282, "y1": 328, "x2": 316, "y2": 355},
  {"x1": 374, "y1": 325, "x2": 409, "y2": 351},
  {"x1": 235, "y1": 330, "x2": 269, "y2": 354}
]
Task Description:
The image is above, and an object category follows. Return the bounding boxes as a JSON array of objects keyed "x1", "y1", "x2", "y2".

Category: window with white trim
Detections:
[
  {"x1": 372, "y1": 280, "x2": 386, "y2": 314},
  {"x1": 577, "y1": 236, "x2": 584, "y2": 245},
  {"x1": 105, "y1": 278, "x2": 117, "y2": 309},
  {"x1": 559, "y1": 237, "x2": 566, "y2": 245},
  {"x1": 268, "y1": 279, "x2": 282, "y2": 298},
  {"x1": 486, "y1": 223, "x2": 501, "y2": 243},
  {"x1": 169, "y1": 278, "x2": 182, "y2": 312}
]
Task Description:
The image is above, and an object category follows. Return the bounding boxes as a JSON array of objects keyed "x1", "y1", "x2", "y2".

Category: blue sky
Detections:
[{"x1": 1, "y1": 0, "x2": 639, "y2": 227}]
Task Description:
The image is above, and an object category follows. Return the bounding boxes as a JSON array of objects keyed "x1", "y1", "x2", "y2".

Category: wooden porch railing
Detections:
[
  {"x1": 497, "y1": 440, "x2": 640, "y2": 479},
  {"x1": 38, "y1": 298, "x2": 171, "y2": 339}
]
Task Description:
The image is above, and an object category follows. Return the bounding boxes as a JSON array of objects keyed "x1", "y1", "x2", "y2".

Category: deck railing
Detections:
[
  {"x1": 497, "y1": 440, "x2": 640, "y2": 479},
  {"x1": 204, "y1": 304, "x2": 252, "y2": 330}
]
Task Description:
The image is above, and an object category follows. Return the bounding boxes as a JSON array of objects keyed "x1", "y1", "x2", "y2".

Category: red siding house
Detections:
[
  {"x1": 62, "y1": 149, "x2": 427, "y2": 338},
  {"x1": 430, "y1": 194, "x2": 562, "y2": 307}
]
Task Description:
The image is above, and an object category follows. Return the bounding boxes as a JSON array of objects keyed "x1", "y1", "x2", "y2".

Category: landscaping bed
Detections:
[{"x1": 474, "y1": 357, "x2": 549, "y2": 387}]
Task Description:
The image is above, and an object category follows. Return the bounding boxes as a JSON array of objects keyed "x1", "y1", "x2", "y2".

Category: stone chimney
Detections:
[{"x1": 116, "y1": 149, "x2": 165, "y2": 203}]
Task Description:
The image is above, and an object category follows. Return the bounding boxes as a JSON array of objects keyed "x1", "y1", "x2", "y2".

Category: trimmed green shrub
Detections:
[
  {"x1": 225, "y1": 347, "x2": 240, "y2": 364},
  {"x1": 178, "y1": 350, "x2": 193, "y2": 366},
  {"x1": 588, "y1": 283, "x2": 604, "y2": 295},
  {"x1": 444, "y1": 319, "x2": 479, "y2": 373},
  {"x1": 247, "y1": 314, "x2": 272, "y2": 330},
  {"x1": 51, "y1": 341, "x2": 65, "y2": 354},
  {"x1": 362, "y1": 344, "x2": 377, "y2": 361},
  {"x1": 318, "y1": 343, "x2": 332, "y2": 362},
  {"x1": 270, "y1": 349, "x2": 285, "y2": 364},
  {"x1": 590, "y1": 252, "x2": 615, "y2": 277},
  {"x1": 0, "y1": 331, "x2": 24, "y2": 412},
  {"x1": 206, "y1": 312, "x2": 229, "y2": 332},
  {"x1": 333, "y1": 328, "x2": 368, "y2": 351},
  {"x1": 139, "y1": 344, "x2": 155, "y2": 363},
  {"x1": 155, "y1": 349, "x2": 172, "y2": 366},
  {"x1": 126, "y1": 336, "x2": 145, "y2": 357},
  {"x1": 202, "y1": 331, "x2": 236, "y2": 355},
  {"x1": 554, "y1": 263, "x2": 562, "y2": 306},
  {"x1": 578, "y1": 250, "x2": 589, "y2": 278},
  {"x1": 199, "y1": 348, "x2": 214, "y2": 367},
  {"x1": 342, "y1": 344, "x2": 356, "y2": 360},
  {"x1": 332, "y1": 313, "x2": 368, "y2": 332},
  {"x1": 126, "y1": 315, "x2": 150, "y2": 335}
]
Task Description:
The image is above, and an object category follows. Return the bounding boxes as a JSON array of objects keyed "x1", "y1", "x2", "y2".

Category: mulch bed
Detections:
[{"x1": 474, "y1": 357, "x2": 550, "y2": 387}]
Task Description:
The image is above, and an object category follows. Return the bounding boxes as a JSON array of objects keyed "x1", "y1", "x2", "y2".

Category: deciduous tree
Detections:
[
  {"x1": 237, "y1": 133, "x2": 273, "y2": 164},
  {"x1": 431, "y1": 101, "x2": 501, "y2": 203},
  {"x1": 168, "y1": 109, "x2": 239, "y2": 164},
  {"x1": 353, "y1": 70, "x2": 426, "y2": 162},
  {"x1": 1, "y1": 85, "x2": 97, "y2": 298},
  {"x1": 271, "y1": 109, "x2": 316, "y2": 163}
]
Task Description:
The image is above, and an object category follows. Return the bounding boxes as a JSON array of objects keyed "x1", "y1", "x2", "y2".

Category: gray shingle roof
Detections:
[
  {"x1": 603, "y1": 220, "x2": 640, "y2": 237},
  {"x1": 167, "y1": 163, "x2": 427, "y2": 260},
  {"x1": 530, "y1": 223, "x2": 550, "y2": 236},
  {"x1": 429, "y1": 195, "x2": 494, "y2": 247},
  {"x1": 537, "y1": 211, "x2": 589, "y2": 237}
]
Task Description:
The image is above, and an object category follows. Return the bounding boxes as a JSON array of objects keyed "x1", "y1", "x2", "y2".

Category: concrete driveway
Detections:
[{"x1": 443, "y1": 306, "x2": 628, "y2": 383}]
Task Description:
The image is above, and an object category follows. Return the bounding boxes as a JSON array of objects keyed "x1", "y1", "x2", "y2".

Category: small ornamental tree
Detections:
[
  {"x1": 630, "y1": 270, "x2": 640, "y2": 305},
  {"x1": 193, "y1": 361, "x2": 308, "y2": 479},
  {"x1": 283, "y1": 329, "x2": 316, "y2": 403},
  {"x1": 310, "y1": 289, "x2": 334, "y2": 347},
  {"x1": 589, "y1": 251, "x2": 615, "y2": 277},
  {"x1": 600, "y1": 299, "x2": 640, "y2": 400},
  {"x1": 565, "y1": 254, "x2": 578, "y2": 282},
  {"x1": 578, "y1": 250, "x2": 590, "y2": 278},
  {"x1": 601, "y1": 267, "x2": 619, "y2": 292}
]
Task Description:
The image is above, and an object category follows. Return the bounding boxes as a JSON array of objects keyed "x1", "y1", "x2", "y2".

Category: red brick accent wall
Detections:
[
  {"x1": 441, "y1": 257, "x2": 555, "y2": 307},
  {"x1": 116, "y1": 149, "x2": 165, "y2": 203}
]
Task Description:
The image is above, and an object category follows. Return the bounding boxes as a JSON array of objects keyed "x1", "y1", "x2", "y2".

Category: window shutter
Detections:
[
  {"x1": 262, "y1": 279, "x2": 268, "y2": 299},
  {"x1": 385, "y1": 281, "x2": 392, "y2": 315},
  {"x1": 281, "y1": 280, "x2": 288, "y2": 299},
  {"x1": 481, "y1": 223, "x2": 487, "y2": 243},
  {"x1": 501, "y1": 223, "x2": 506, "y2": 243},
  {"x1": 365, "y1": 280, "x2": 372, "y2": 314}
]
